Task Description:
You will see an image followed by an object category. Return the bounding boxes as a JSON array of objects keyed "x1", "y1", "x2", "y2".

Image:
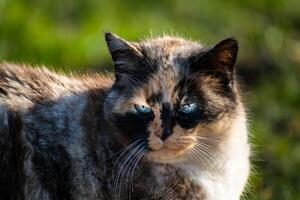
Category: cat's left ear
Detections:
[
  {"x1": 191, "y1": 38, "x2": 238, "y2": 83},
  {"x1": 105, "y1": 32, "x2": 143, "y2": 79}
]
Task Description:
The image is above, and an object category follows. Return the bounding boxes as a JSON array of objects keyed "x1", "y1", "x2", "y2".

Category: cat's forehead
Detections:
[
  {"x1": 129, "y1": 38, "x2": 204, "y2": 105},
  {"x1": 139, "y1": 36, "x2": 203, "y2": 63},
  {"x1": 133, "y1": 63, "x2": 187, "y2": 106}
]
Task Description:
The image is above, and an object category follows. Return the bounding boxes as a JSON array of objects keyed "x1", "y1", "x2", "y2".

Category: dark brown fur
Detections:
[{"x1": 0, "y1": 33, "x2": 249, "y2": 200}]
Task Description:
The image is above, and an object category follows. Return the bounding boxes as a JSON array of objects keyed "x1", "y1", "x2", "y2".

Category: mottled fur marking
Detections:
[{"x1": 0, "y1": 33, "x2": 250, "y2": 200}]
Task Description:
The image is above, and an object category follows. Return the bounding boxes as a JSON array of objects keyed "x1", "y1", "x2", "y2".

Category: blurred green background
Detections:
[{"x1": 0, "y1": 0, "x2": 299, "y2": 199}]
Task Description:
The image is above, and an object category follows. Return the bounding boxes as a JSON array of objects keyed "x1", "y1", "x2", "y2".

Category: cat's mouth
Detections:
[{"x1": 145, "y1": 134, "x2": 196, "y2": 163}]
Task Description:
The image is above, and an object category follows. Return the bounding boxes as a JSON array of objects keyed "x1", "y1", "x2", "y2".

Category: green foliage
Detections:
[{"x1": 0, "y1": 0, "x2": 299, "y2": 199}]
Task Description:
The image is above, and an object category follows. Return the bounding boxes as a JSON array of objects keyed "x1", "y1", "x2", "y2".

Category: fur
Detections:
[{"x1": 0, "y1": 33, "x2": 250, "y2": 200}]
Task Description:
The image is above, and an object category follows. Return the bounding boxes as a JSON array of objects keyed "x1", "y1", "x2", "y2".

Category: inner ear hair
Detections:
[
  {"x1": 191, "y1": 38, "x2": 238, "y2": 78},
  {"x1": 211, "y1": 38, "x2": 238, "y2": 72}
]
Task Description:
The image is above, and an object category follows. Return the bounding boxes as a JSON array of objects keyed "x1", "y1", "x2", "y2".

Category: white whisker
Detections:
[
  {"x1": 189, "y1": 148, "x2": 210, "y2": 169},
  {"x1": 192, "y1": 144, "x2": 215, "y2": 166},
  {"x1": 112, "y1": 138, "x2": 144, "y2": 180},
  {"x1": 108, "y1": 137, "x2": 144, "y2": 165},
  {"x1": 114, "y1": 145, "x2": 140, "y2": 198},
  {"x1": 112, "y1": 138, "x2": 147, "y2": 200},
  {"x1": 127, "y1": 144, "x2": 146, "y2": 200}
]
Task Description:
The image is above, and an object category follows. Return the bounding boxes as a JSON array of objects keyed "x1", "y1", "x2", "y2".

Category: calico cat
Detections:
[{"x1": 0, "y1": 33, "x2": 250, "y2": 200}]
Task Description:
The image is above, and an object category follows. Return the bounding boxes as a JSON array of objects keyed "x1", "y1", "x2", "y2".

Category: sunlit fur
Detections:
[
  {"x1": 104, "y1": 33, "x2": 250, "y2": 199},
  {"x1": 0, "y1": 33, "x2": 250, "y2": 200},
  {"x1": 105, "y1": 35, "x2": 242, "y2": 163}
]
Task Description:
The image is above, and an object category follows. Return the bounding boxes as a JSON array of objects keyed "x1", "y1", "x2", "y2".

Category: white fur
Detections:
[{"x1": 181, "y1": 112, "x2": 250, "y2": 200}]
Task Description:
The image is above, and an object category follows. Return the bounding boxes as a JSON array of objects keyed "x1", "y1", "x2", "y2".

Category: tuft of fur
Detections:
[{"x1": 0, "y1": 33, "x2": 250, "y2": 200}]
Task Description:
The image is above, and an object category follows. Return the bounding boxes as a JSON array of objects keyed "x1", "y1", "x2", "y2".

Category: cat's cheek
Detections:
[{"x1": 112, "y1": 112, "x2": 153, "y2": 142}]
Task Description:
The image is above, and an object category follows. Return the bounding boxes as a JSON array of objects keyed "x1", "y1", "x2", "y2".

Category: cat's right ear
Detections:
[{"x1": 105, "y1": 32, "x2": 142, "y2": 78}]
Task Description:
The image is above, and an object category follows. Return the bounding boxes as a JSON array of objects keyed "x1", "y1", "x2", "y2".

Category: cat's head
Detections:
[{"x1": 104, "y1": 32, "x2": 243, "y2": 164}]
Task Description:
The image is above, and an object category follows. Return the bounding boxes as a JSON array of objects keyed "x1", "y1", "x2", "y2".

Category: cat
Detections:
[{"x1": 0, "y1": 32, "x2": 250, "y2": 200}]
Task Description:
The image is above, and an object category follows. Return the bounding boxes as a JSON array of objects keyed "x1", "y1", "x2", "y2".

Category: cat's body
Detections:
[{"x1": 0, "y1": 33, "x2": 250, "y2": 200}]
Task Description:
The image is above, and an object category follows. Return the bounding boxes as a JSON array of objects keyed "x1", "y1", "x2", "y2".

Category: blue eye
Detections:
[
  {"x1": 134, "y1": 104, "x2": 152, "y2": 114},
  {"x1": 180, "y1": 103, "x2": 198, "y2": 114}
]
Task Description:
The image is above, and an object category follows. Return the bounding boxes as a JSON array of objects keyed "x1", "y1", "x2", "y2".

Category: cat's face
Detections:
[{"x1": 104, "y1": 33, "x2": 240, "y2": 164}]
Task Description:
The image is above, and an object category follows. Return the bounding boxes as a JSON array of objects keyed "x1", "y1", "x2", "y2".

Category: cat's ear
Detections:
[
  {"x1": 191, "y1": 38, "x2": 238, "y2": 83},
  {"x1": 105, "y1": 32, "x2": 142, "y2": 77}
]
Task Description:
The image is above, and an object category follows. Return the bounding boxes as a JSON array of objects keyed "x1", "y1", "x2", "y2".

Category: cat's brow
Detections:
[{"x1": 146, "y1": 92, "x2": 163, "y2": 104}]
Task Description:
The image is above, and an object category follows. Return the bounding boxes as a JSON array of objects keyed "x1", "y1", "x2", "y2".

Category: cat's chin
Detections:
[{"x1": 144, "y1": 146, "x2": 192, "y2": 164}]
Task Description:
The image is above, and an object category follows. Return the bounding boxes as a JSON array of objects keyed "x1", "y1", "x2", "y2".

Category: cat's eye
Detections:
[
  {"x1": 134, "y1": 104, "x2": 153, "y2": 114},
  {"x1": 179, "y1": 103, "x2": 198, "y2": 114}
]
